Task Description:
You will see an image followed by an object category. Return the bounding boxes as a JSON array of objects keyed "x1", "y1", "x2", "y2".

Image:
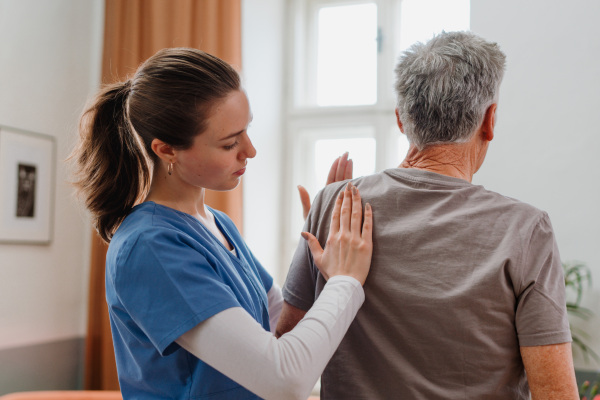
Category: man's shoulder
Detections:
[
  {"x1": 474, "y1": 184, "x2": 548, "y2": 221},
  {"x1": 314, "y1": 171, "x2": 390, "y2": 208},
  {"x1": 308, "y1": 173, "x2": 389, "y2": 229},
  {"x1": 323, "y1": 171, "x2": 547, "y2": 225}
]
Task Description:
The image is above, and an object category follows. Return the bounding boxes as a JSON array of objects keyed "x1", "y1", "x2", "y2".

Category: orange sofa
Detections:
[
  {"x1": 0, "y1": 391, "x2": 319, "y2": 400},
  {"x1": 0, "y1": 392, "x2": 122, "y2": 400}
]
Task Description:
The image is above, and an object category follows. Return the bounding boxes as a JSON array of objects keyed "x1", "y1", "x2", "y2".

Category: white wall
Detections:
[
  {"x1": 241, "y1": 0, "x2": 286, "y2": 284},
  {"x1": 471, "y1": 0, "x2": 600, "y2": 369},
  {"x1": 0, "y1": 0, "x2": 103, "y2": 349}
]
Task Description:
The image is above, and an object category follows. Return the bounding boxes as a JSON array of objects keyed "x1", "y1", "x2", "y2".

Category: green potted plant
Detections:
[
  {"x1": 563, "y1": 261, "x2": 600, "y2": 399},
  {"x1": 578, "y1": 379, "x2": 599, "y2": 400}
]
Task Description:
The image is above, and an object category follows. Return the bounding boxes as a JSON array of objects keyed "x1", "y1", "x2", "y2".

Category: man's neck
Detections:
[{"x1": 398, "y1": 138, "x2": 486, "y2": 183}]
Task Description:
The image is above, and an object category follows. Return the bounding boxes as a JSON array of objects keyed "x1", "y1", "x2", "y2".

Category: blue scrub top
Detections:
[{"x1": 105, "y1": 202, "x2": 273, "y2": 399}]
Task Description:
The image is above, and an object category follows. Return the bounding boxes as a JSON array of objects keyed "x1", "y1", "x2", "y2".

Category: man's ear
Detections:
[
  {"x1": 150, "y1": 138, "x2": 176, "y2": 164},
  {"x1": 395, "y1": 109, "x2": 404, "y2": 133},
  {"x1": 481, "y1": 104, "x2": 497, "y2": 142}
]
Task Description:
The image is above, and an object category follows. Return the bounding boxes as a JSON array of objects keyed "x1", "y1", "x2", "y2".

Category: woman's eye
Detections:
[{"x1": 224, "y1": 140, "x2": 239, "y2": 150}]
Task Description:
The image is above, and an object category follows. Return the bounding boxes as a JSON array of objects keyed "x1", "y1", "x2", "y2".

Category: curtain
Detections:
[{"x1": 84, "y1": 0, "x2": 243, "y2": 389}]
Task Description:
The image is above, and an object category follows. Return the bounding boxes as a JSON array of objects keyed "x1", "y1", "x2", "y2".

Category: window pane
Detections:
[
  {"x1": 317, "y1": 3, "x2": 378, "y2": 106},
  {"x1": 384, "y1": 125, "x2": 410, "y2": 169},
  {"x1": 398, "y1": 0, "x2": 470, "y2": 51},
  {"x1": 315, "y1": 137, "x2": 376, "y2": 185}
]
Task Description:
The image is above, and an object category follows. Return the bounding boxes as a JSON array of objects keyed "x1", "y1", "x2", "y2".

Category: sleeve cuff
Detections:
[
  {"x1": 324, "y1": 275, "x2": 365, "y2": 305},
  {"x1": 518, "y1": 329, "x2": 572, "y2": 347}
]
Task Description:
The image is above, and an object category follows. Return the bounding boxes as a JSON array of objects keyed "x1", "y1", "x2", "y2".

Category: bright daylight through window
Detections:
[{"x1": 316, "y1": 3, "x2": 378, "y2": 106}]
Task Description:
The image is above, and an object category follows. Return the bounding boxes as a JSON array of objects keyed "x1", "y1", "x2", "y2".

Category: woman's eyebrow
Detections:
[
  {"x1": 219, "y1": 130, "x2": 244, "y2": 141},
  {"x1": 219, "y1": 114, "x2": 252, "y2": 141}
]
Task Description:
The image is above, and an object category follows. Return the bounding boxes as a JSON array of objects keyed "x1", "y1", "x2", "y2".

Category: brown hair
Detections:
[{"x1": 70, "y1": 48, "x2": 241, "y2": 242}]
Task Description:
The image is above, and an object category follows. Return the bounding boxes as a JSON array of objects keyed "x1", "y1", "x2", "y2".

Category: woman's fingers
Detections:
[
  {"x1": 335, "y1": 153, "x2": 350, "y2": 182},
  {"x1": 339, "y1": 183, "x2": 352, "y2": 233},
  {"x1": 325, "y1": 152, "x2": 353, "y2": 185},
  {"x1": 297, "y1": 185, "x2": 311, "y2": 220},
  {"x1": 350, "y1": 185, "x2": 363, "y2": 238},
  {"x1": 344, "y1": 159, "x2": 353, "y2": 181},
  {"x1": 326, "y1": 157, "x2": 341, "y2": 185},
  {"x1": 309, "y1": 181, "x2": 373, "y2": 286},
  {"x1": 362, "y1": 203, "x2": 373, "y2": 242},
  {"x1": 329, "y1": 188, "x2": 344, "y2": 236},
  {"x1": 302, "y1": 152, "x2": 351, "y2": 222},
  {"x1": 301, "y1": 231, "x2": 325, "y2": 274}
]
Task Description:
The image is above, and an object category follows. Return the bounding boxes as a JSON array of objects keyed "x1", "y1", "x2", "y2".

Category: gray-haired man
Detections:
[{"x1": 277, "y1": 31, "x2": 578, "y2": 399}]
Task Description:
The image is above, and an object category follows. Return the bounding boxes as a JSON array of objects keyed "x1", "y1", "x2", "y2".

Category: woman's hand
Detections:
[
  {"x1": 298, "y1": 152, "x2": 353, "y2": 220},
  {"x1": 301, "y1": 182, "x2": 373, "y2": 286}
]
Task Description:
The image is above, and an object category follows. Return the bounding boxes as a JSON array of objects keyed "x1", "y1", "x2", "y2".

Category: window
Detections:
[
  {"x1": 315, "y1": 2, "x2": 378, "y2": 106},
  {"x1": 283, "y1": 0, "x2": 470, "y2": 265}
]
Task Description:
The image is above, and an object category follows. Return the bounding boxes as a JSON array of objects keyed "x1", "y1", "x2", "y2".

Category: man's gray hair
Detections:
[{"x1": 394, "y1": 31, "x2": 506, "y2": 150}]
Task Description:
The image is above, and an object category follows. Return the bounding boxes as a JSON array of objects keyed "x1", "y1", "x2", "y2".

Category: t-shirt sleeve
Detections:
[
  {"x1": 282, "y1": 187, "x2": 333, "y2": 311},
  {"x1": 282, "y1": 231, "x2": 318, "y2": 311},
  {"x1": 515, "y1": 212, "x2": 572, "y2": 347},
  {"x1": 111, "y1": 230, "x2": 242, "y2": 355}
]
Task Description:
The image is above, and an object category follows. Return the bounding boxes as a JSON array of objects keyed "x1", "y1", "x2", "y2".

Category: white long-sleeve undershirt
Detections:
[
  {"x1": 175, "y1": 275, "x2": 364, "y2": 400},
  {"x1": 267, "y1": 282, "x2": 284, "y2": 333}
]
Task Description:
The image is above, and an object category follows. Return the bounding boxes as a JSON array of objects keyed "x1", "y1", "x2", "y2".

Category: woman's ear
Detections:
[{"x1": 150, "y1": 138, "x2": 175, "y2": 163}]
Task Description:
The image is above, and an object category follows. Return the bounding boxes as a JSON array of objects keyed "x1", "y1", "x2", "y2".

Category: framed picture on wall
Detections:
[{"x1": 0, "y1": 126, "x2": 55, "y2": 244}]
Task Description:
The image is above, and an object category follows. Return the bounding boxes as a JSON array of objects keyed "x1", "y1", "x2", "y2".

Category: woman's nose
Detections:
[{"x1": 241, "y1": 133, "x2": 257, "y2": 159}]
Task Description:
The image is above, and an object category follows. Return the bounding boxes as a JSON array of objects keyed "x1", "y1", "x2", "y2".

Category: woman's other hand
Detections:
[
  {"x1": 301, "y1": 182, "x2": 373, "y2": 286},
  {"x1": 298, "y1": 152, "x2": 353, "y2": 220}
]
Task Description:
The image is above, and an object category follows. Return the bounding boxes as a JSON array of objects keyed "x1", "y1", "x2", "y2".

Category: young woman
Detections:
[{"x1": 71, "y1": 48, "x2": 373, "y2": 400}]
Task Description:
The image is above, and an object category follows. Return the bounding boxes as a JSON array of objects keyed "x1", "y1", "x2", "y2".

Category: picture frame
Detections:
[{"x1": 0, "y1": 125, "x2": 55, "y2": 244}]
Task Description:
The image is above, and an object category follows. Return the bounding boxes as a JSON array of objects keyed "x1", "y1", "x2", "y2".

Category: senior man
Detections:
[{"x1": 277, "y1": 31, "x2": 578, "y2": 399}]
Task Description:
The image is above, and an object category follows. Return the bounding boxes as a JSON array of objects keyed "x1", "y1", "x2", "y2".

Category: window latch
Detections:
[{"x1": 377, "y1": 27, "x2": 383, "y2": 53}]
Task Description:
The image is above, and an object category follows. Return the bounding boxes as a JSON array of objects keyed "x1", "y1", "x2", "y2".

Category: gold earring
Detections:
[{"x1": 168, "y1": 163, "x2": 173, "y2": 176}]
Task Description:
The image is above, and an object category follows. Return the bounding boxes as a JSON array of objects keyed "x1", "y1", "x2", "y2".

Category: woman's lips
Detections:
[{"x1": 234, "y1": 167, "x2": 246, "y2": 176}]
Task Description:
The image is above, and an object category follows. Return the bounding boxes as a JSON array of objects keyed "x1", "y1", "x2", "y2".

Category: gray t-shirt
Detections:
[{"x1": 283, "y1": 168, "x2": 571, "y2": 399}]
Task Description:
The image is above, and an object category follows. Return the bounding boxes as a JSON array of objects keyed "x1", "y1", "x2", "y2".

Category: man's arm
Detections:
[
  {"x1": 520, "y1": 342, "x2": 578, "y2": 399},
  {"x1": 275, "y1": 301, "x2": 308, "y2": 338}
]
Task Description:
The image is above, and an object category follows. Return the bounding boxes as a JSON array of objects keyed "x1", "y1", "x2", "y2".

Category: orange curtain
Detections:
[{"x1": 84, "y1": 0, "x2": 243, "y2": 390}]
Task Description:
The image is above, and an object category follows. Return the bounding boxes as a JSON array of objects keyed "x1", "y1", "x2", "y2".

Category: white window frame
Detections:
[{"x1": 281, "y1": 0, "x2": 405, "y2": 270}]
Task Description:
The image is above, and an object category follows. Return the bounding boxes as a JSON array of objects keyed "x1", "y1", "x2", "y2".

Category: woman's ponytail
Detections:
[
  {"x1": 71, "y1": 80, "x2": 150, "y2": 242},
  {"x1": 71, "y1": 48, "x2": 241, "y2": 242}
]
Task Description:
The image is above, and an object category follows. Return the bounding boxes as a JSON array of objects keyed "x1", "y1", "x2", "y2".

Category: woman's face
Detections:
[{"x1": 174, "y1": 90, "x2": 256, "y2": 191}]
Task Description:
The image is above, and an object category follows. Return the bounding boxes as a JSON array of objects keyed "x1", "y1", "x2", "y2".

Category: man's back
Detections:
[{"x1": 283, "y1": 168, "x2": 570, "y2": 399}]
